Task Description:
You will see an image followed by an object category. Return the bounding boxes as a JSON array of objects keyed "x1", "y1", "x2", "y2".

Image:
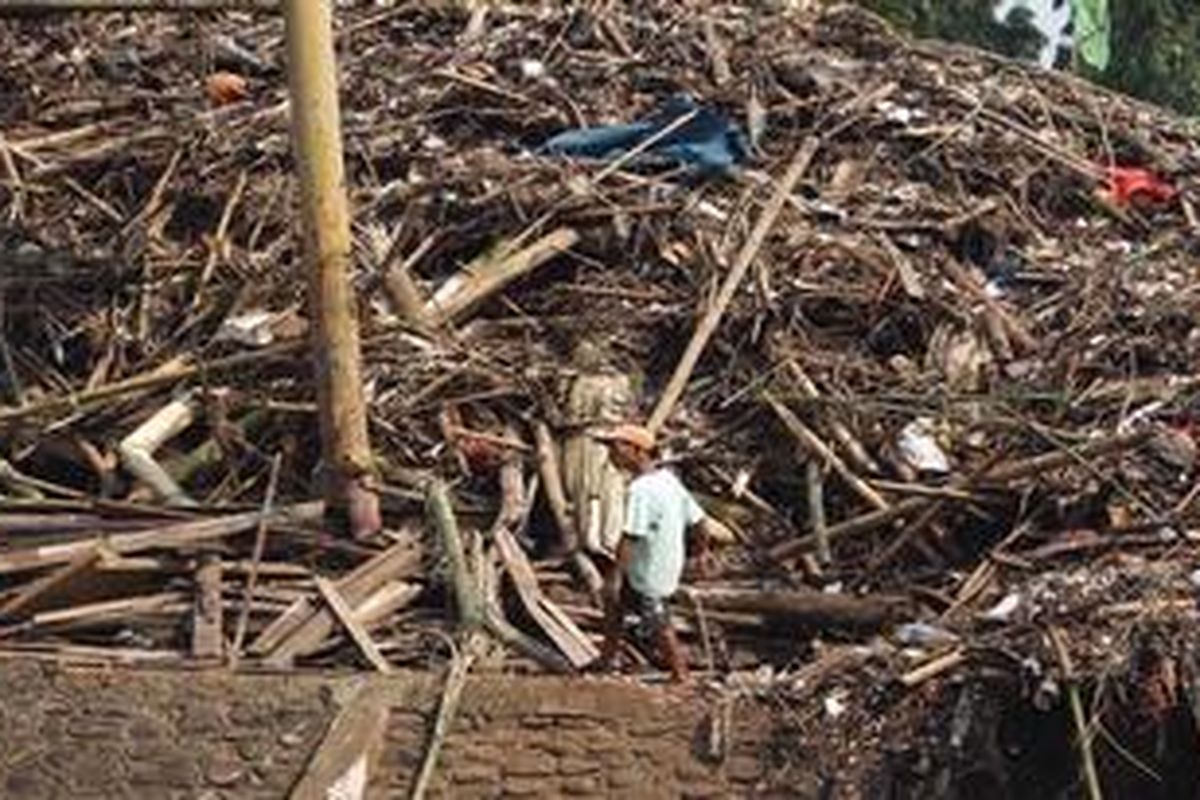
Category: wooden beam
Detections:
[
  {"x1": 0, "y1": 503, "x2": 322, "y2": 575},
  {"x1": 0, "y1": 548, "x2": 100, "y2": 619},
  {"x1": 314, "y1": 576, "x2": 391, "y2": 674},
  {"x1": 289, "y1": 682, "x2": 390, "y2": 800},
  {"x1": 691, "y1": 588, "x2": 909, "y2": 630},
  {"x1": 191, "y1": 554, "x2": 223, "y2": 661},
  {"x1": 254, "y1": 540, "x2": 421, "y2": 664}
]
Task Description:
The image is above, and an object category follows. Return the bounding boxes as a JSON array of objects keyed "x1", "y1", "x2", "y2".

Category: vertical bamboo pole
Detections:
[{"x1": 283, "y1": 0, "x2": 379, "y2": 538}]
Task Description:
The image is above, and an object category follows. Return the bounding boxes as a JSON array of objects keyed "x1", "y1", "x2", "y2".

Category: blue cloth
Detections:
[{"x1": 539, "y1": 94, "x2": 748, "y2": 176}]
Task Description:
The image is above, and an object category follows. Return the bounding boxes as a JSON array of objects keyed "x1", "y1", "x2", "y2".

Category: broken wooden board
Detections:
[
  {"x1": 493, "y1": 525, "x2": 598, "y2": 669},
  {"x1": 191, "y1": 554, "x2": 223, "y2": 661},
  {"x1": 0, "y1": 502, "x2": 322, "y2": 575},
  {"x1": 254, "y1": 539, "x2": 422, "y2": 665},
  {"x1": 288, "y1": 681, "x2": 391, "y2": 800},
  {"x1": 348, "y1": 581, "x2": 421, "y2": 631},
  {"x1": 0, "y1": 547, "x2": 101, "y2": 619},
  {"x1": 314, "y1": 576, "x2": 392, "y2": 674}
]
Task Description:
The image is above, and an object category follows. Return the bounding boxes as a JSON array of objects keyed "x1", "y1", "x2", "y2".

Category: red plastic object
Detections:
[{"x1": 1103, "y1": 166, "x2": 1177, "y2": 207}]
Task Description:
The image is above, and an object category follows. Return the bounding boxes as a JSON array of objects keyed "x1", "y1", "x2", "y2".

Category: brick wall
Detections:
[{"x1": 0, "y1": 661, "x2": 816, "y2": 799}]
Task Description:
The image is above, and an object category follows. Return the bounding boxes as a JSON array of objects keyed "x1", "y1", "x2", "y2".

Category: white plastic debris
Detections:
[
  {"x1": 823, "y1": 689, "x2": 848, "y2": 719},
  {"x1": 977, "y1": 592, "x2": 1022, "y2": 623},
  {"x1": 731, "y1": 469, "x2": 751, "y2": 498},
  {"x1": 894, "y1": 622, "x2": 960, "y2": 647},
  {"x1": 520, "y1": 59, "x2": 546, "y2": 80},
  {"x1": 1188, "y1": 568, "x2": 1200, "y2": 589},
  {"x1": 421, "y1": 134, "x2": 448, "y2": 151},
  {"x1": 897, "y1": 418, "x2": 951, "y2": 474},
  {"x1": 216, "y1": 310, "x2": 276, "y2": 347}
]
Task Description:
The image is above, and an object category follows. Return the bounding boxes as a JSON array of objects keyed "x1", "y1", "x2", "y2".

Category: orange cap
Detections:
[{"x1": 593, "y1": 423, "x2": 656, "y2": 452}]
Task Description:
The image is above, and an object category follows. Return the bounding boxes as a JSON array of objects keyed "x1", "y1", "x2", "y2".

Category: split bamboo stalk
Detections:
[
  {"x1": 784, "y1": 358, "x2": 880, "y2": 474},
  {"x1": 284, "y1": 0, "x2": 380, "y2": 538},
  {"x1": 765, "y1": 392, "x2": 889, "y2": 512},
  {"x1": 806, "y1": 461, "x2": 830, "y2": 566},
  {"x1": 424, "y1": 227, "x2": 579, "y2": 324},
  {"x1": 425, "y1": 480, "x2": 484, "y2": 629},
  {"x1": 231, "y1": 453, "x2": 282, "y2": 663},
  {"x1": 533, "y1": 421, "x2": 577, "y2": 552},
  {"x1": 1049, "y1": 626, "x2": 1104, "y2": 800},
  {"x1": 648, "y1": 137, "x2": 819, "y2": 432}
]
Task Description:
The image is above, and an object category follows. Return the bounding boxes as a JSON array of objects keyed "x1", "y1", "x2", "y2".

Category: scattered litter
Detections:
[
  {"x1": 894, "y1": 622, "x2": 960, "y2": 647},
  {"x1": 977, "y1": 592, "x2": 1022, "y2": 624},
  {"x1": 897, "y1": 419, "x2": 951, "y2": 475}
]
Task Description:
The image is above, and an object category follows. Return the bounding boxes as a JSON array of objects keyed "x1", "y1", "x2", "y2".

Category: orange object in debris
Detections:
[
  {"x1": 455, "y1": 434, "x2": 506, "y2": 473},
  {"x1": 1102, "y1": 165, "x2": 1177, "y2": 208},
  {"x1": 206, "y1": 71, "x2": 249, "y2": 106}
]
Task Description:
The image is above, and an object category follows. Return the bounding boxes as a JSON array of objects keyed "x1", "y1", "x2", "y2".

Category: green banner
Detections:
[{"x1": 1073, "y1": 0, "x2": 1111, "y2": 71}]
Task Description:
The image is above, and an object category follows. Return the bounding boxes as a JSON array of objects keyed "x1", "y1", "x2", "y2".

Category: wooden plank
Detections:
[
  {"x1": 314, "y1": 576, "x2": 391, "y2": 674},
  {"x1": 258, "y1": 540, "x2": 421, "y2": 665},
  {"x1": 191, "y1": 555, "x2": 223, "y2": 661},
  {"x1": 493, "y1": 526, "x2": 598, "y2": 668},
  {"x1": 533, "y1": 421, "x2": 577, "y2": 551},
  {"x1": 27, "y1": 592, "x2": 188, "y2": 628},
  {"x1": 248, "y1": 596, "x2": 316, "y2": 657},
  {"x1": 351, "y1": 581, "x2": 421, "y2": 629},
  {"x1": 251, "y1": 540, "x2": 418, "y2": 656},
  {"x1": 0, "y1": 502, "x2": 322, "y2": 575},
  {"x1": 425, "y1": 227, "x2": 579, "y2": 323},
  {"x1": 0, "y1": 548, "x2": 100, "y2": 619},
  {"x1": 288, "y1": 682, "x2": 390, "y2": 800}
]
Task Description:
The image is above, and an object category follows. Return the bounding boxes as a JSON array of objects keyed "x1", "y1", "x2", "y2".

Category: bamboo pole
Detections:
[
  {"x1": 647, "y1": 137, "x2": 819, "y2": 432},
  {"x1": 284, "y1": 0, "x2": 380, "y2": 539},
  {"x1": 425, "y1": 479, "x2": 484, "y2": 629}
]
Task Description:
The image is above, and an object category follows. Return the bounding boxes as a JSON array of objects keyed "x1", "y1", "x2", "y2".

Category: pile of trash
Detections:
[{"x1": 2, "y1": 1, "x2": 1200, "y2": 790}]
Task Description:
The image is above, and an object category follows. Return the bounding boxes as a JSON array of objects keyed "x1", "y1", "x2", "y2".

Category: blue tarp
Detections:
[{"x1": 539, "y1": 94, "x2": 749, "y2": 176}]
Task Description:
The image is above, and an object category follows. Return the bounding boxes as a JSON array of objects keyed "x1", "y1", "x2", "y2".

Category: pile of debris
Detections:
[{"x1": 2, "y1": 0, "x2": 1200, "y2": 787}]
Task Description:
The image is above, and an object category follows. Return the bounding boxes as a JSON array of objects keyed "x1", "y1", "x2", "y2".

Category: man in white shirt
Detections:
[{"x1": 592, "y1": 423, "x2": 709, "y2": 683}]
